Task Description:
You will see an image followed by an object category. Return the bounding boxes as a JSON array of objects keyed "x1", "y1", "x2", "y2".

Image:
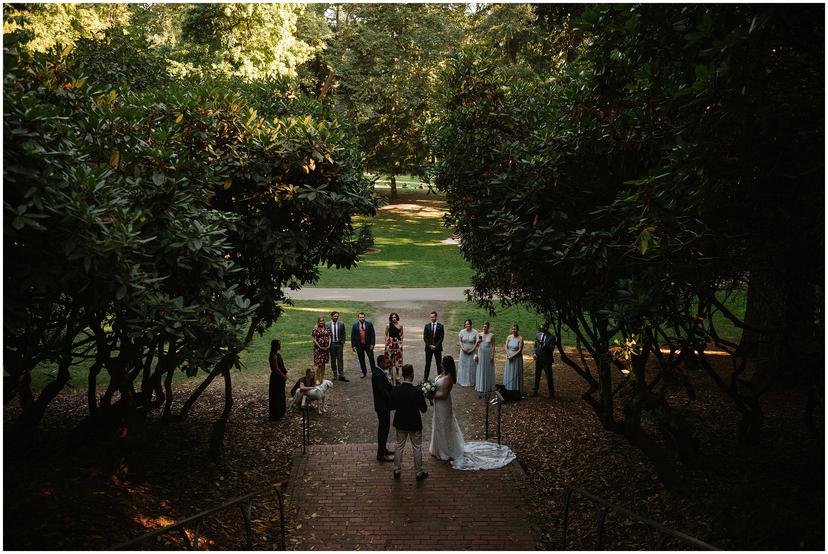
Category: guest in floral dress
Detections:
[
  {"x1": 384, "y1": 312, "x2": 404, "y2": 384},
  {"x1": 457, "y1": 319, "x2": 478, "y2": 387},
  {"x1": 311, "y1": 316, "x2": 331, "y2": 383}
]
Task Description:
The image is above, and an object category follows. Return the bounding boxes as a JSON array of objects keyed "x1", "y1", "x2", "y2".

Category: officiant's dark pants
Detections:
[
  {"x1": 533, "y1": 354, "x2": 554, "y2": 396},
  {"x1": 376, "y1": 410, "x2": 391, "y2": 457},
  {"x1": 424, "y1": 348, "x2": 442, "y2": 380}
]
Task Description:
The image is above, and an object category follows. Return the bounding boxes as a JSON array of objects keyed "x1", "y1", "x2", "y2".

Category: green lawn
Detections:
[
  {"x1": 443, "y1": 294, "x2": 744, "y2": 351},
  {"x1": 314, "y1": 189, "x2": 474, "y2": 288},
  {"x1": 26, "y1": 301, "x2": 373, "y2": 393},
  {"x1": 443, "y1": 300, "x2": 578, "y2": 348},
  {"x1": 369, "y1": 173, "x2": 427, "y2": 189},
  {"x1": 236, "y1": 300, "x2": 372, "y2": 384}
]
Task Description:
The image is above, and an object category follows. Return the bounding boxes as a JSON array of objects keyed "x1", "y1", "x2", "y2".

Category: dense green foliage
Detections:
[
  {"x1": 321, "y1": 4, "x2": 467, "y2": 193},
  {"x1": 4, "y1": 20, "x2": 377, "y2": 442},
  {"x1": 434, "y1": 4, "x2": 823, "y2": 475},
  {"x1": 4, "y1": 4, "x2": 822, "y2": 480}
]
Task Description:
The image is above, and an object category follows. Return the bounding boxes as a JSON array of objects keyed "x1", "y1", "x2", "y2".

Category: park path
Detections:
[{"x1": 284, "y1": 298, "x2": 542, "y2": 550}]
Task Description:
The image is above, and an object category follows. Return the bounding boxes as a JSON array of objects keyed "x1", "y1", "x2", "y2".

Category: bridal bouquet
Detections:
[{"x1": 420, "y1": 381, "x2": 436, "y2": 405}]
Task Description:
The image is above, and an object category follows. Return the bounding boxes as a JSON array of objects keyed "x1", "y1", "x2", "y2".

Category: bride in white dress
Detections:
[{"x1": 429, "y1": 356, "x2": 516, "y2": 471}]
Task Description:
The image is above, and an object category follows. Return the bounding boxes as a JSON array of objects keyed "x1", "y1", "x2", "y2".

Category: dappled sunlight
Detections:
[
  {"x1": 131, "y1": 515, "x2": 218, "y2": 548},
  {"x1": 361, "y1": 260, "x2": 413, "y2": 268},
  {"x1": 133, "y1": 515, "x2": 176, "y2": 530},
  {"x1": 380, "y1": 203, "x2": 445, "y2": 219},
  {"x1": 374, "y1": 237, "x2": 456, "y2": 248}
]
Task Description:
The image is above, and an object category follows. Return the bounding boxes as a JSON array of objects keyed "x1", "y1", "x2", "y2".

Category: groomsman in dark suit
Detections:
[
  {"x1": 532, "y1": 322, "x2": 556, "y2": 397},
  {"x1": 326, "y1": 311, "x2": 348, "y2": 382},
  {"x1": 351, "y1": 312, "x2": 376, "y2": 378},
  {"x1": 422, "y1": 311, "x2": 444, "y2": 381}
]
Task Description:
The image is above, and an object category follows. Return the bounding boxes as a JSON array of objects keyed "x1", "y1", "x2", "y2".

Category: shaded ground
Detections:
[{"x1": 4, "y1": 296, "x2": 823, "y2": 550}]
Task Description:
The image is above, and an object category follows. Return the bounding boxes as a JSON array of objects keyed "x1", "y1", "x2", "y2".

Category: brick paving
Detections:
[{"x1": 286, "y1": 443, "x2": 540, "y2": 550}]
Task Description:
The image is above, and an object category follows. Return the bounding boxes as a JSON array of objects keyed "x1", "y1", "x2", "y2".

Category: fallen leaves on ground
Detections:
[{"x1": 4, "y1": 353, "x2": 823, "y2": 550}]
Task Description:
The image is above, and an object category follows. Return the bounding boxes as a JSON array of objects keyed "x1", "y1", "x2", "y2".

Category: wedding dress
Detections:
[{"x1": 429, "y1": 375, "x2": 516, "y2": 471}]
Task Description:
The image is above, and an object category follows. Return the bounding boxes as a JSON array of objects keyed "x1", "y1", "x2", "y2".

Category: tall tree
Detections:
[
  {"x1": 4, "y1": 19, "x2": 377, "y2": 456},
  {"x1": 326, "y1": 3, "x2": 467, "y2": 196},
  {"x1": 434, "y1": 4, "x2": 823, "y2": 483},
  {"x1": 180, "y1": 3, "x2": 321, "y2": 80}
]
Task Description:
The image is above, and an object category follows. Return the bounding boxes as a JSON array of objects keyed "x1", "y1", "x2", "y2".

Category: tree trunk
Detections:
[
  {"x1": 318, "y1": 66, "x2": 335, "y2": 99},
  {"x1": 17, "y1": 356, "x2": 70, "y2": 428},
  {"x1": 737, "y1": 269, "x2": 787, "y2": 386},
  {"x1": 596, "y1": 319, "x2": 614, "y2": 429},
  {"x1": 177, "y1": 354, "x2": 235, "y2": 420},
  {"x1": 389, "y1": 174, "x2": 398, "y2": 198},
  {"x1": 208, "y1": 368, "x2": 234, "y2": 461}
]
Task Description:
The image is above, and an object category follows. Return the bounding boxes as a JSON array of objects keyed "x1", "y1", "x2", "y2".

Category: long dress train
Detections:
[{"x1": 430, "y1": 375, "x2": 516, "y2": 471}]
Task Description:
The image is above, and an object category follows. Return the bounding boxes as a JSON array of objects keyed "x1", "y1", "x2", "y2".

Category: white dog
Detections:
[{"x1": 292, "y1": 379, "x2": 333, "y2": 414}]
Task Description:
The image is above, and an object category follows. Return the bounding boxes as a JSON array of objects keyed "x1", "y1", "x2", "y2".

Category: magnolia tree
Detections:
[
  {"x1": 433, "y1": 5, "x2": 823, "y2": 484},
  {"x1": 4, "y1": 32, "x2": 377, "y2": 455}
]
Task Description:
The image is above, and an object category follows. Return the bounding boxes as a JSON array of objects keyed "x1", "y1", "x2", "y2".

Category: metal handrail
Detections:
[
  {"x1": 561, "y1": 484, "x2": 718, "y2": 550},
  {"x1": 483, "y1": 391, "x2": 504, "y2": 445},
  {"x1": 301, "y1": 395, "x2": 311, "y2": 453},
  {"x1": 112, "y1": 482, "x2": 286, "y2": 550}
]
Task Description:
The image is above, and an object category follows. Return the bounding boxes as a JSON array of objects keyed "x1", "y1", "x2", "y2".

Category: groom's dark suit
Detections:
[
  {"x1": 392, "y1": 382, "x2": 427, "y2": 432},
  {"x1": 391, "y1": 381, "x2": 428, "y2": 478}
]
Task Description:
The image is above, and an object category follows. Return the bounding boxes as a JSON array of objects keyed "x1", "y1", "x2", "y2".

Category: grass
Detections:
[
  {"x1": 711, "y1": 287, "x2": 746, "y2": 342},
  {"x1": 235, "y1": 300, "x2": 372, "y2": 384},
  {"x1": 443, "y1": 292, "x2": 745, "y2": 353},
  {"x1": 26, "y1": 301, "x2": 373, "y2": 393},
  {"x1": 368, "y1": 173, "x2": 427, "y2": 189},
  {"x1": 314, "y1": 189, "x2": 474, "y2": 288},
  {"x1": 443, "y1": 300, "x2": 578, "y2": 348}
]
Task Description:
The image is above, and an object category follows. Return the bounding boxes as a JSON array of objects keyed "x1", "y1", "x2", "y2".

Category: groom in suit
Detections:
[
  {"x1": 422, "y1": 311, "x2": 444, "y2": 381},
  {"x1": 532, "y1": 322, "x2": 556, "y2": 397},
  {"x1": 351, "y1": 312, "x2": 376, "y2": 378},
  {"x1": 391, "y1": 364, "x2": 428, "y2": 481}
]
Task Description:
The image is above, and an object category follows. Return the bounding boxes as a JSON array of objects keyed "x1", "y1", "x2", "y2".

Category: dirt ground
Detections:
[{"x1": 4, "y1": 297, "x2": 824, "y2": 550}]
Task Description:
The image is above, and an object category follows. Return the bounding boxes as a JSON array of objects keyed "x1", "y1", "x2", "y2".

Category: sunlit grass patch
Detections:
[{"x1": 315, "y1": 190, "x2": 473, "y2": 288}]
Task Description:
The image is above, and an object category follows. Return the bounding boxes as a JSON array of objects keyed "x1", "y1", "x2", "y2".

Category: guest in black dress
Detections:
[{"x1": 269, "y1": 339, "x2": 288, "y2": 420}]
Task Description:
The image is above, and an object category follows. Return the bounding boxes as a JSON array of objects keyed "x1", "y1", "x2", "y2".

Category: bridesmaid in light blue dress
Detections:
[
  {"x1": 503, "y1": 324, "x2": 524, "y2": 394},
  {"x1": 457, "y1": 319, "x2": 478, "y2": 387},
  {"x1": 475, "y1": 322, "x2": 496, "y2": 394}
]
